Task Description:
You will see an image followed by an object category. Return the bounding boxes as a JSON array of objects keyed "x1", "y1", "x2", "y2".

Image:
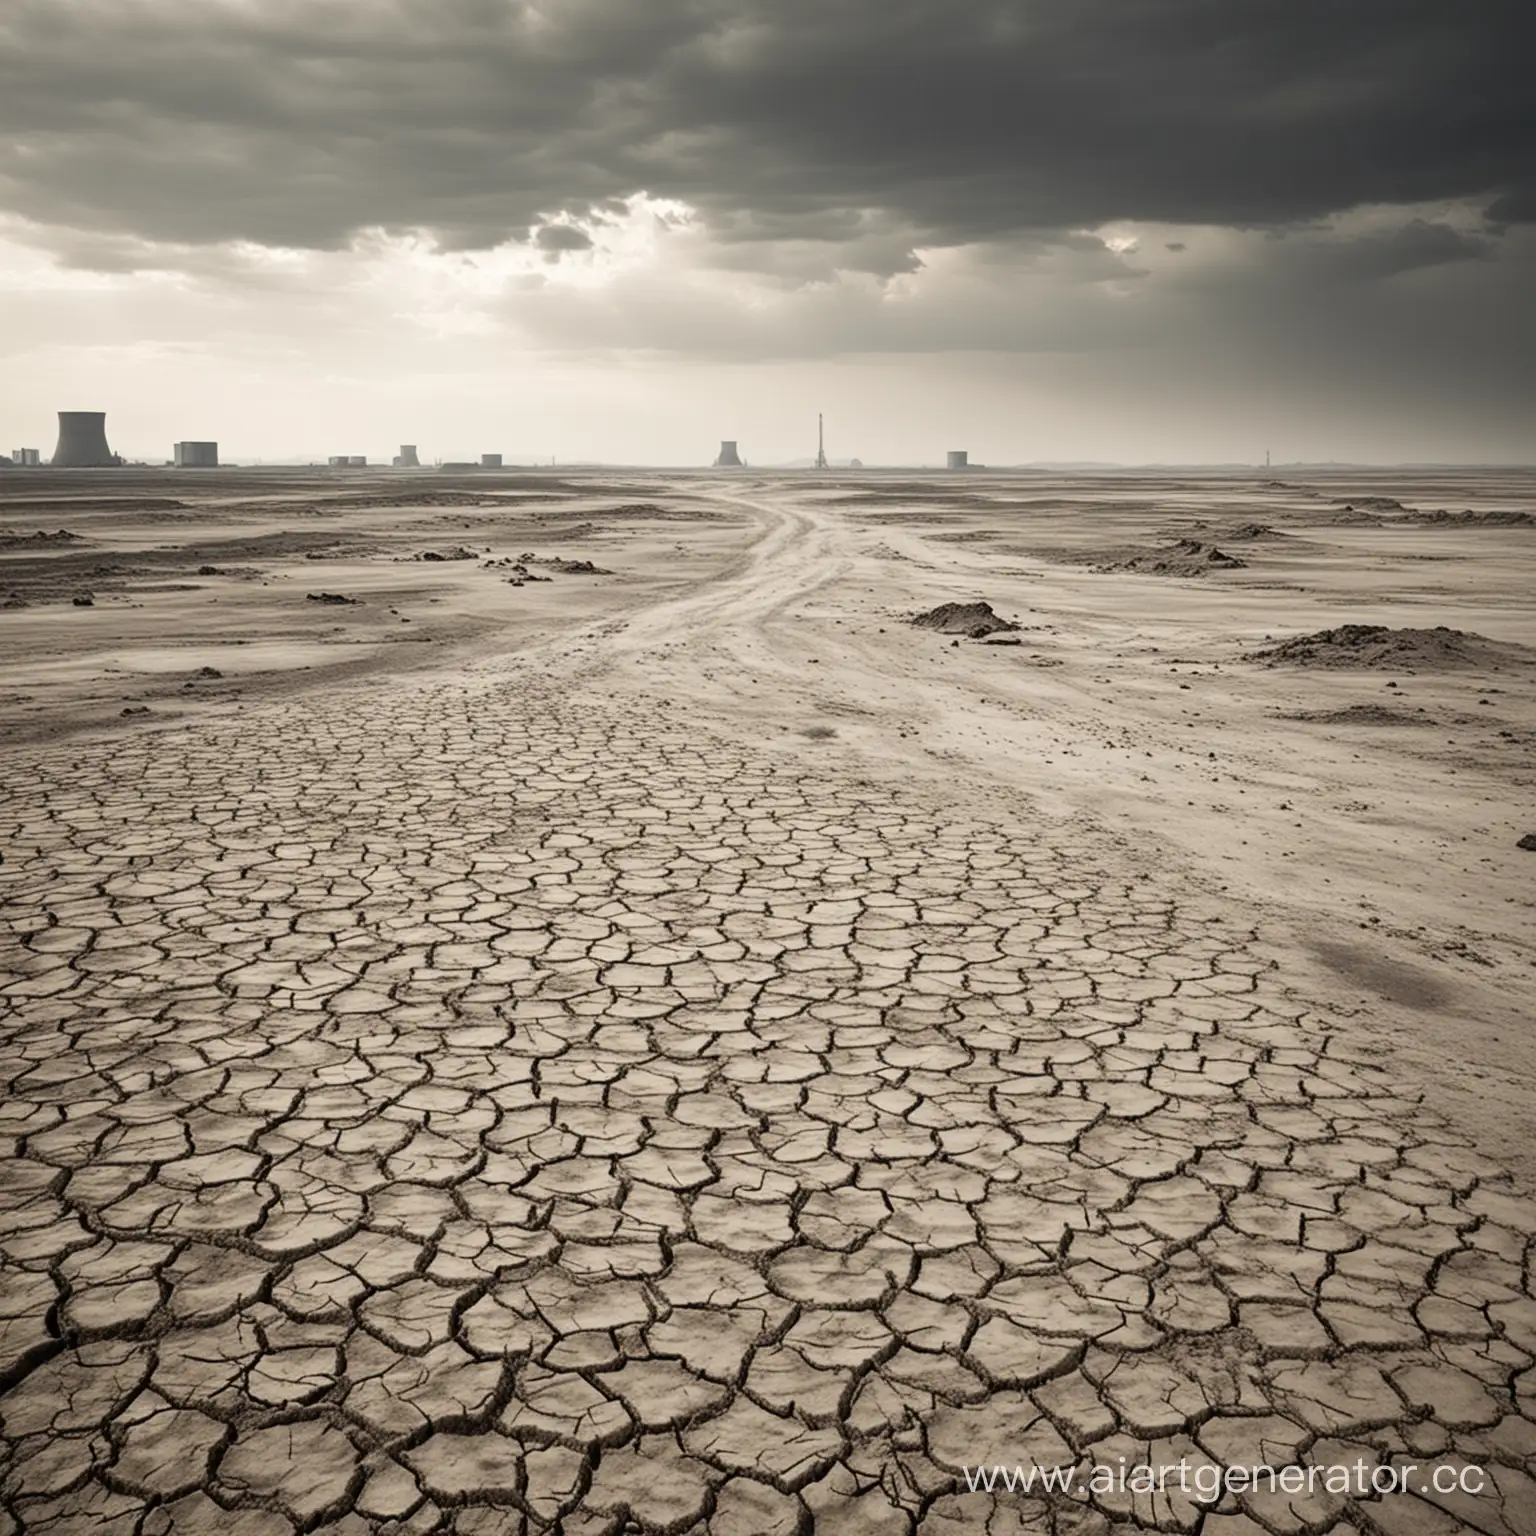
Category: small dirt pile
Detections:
[
  {"x1": 1406, "y1": 509, "x2": 1536, "y2": 528},
  {"x1": 1223, "y1": 523, "x2": 1290, "y2": 541},
  {"x1": 1280, "y1": 704, "x2": 1423, "y2": 726},
  {"x1": 548, "y1": 559, "x2": 608, "y2": 574},
  {"x1": 414, "y1": 546, "x2": 478, "y2": 562},
  {"x1": 0, "y1": 529, "x2": 83, "y2": 550},
  {"x1": 1332, "y1": 495, "x2": 1406, "y2": 512},
  {"x1": 911, "y1": 601, "x2": 1020, "y2": 639},
  {"x1": 1247, "y1": 624, "x2": 1533, "y2": 671},
  {"x1": 1096, "y1": 540, "x2": 1246, "y2": 577}
]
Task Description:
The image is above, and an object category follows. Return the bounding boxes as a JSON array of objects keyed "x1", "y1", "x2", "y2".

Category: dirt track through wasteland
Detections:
[{"x1": 3, "y1": 485, "x2": 1535, "y2": 1534}]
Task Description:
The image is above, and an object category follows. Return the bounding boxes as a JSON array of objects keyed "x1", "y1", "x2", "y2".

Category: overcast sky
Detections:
[{"x1": 2, "y1": 0, "x2": 1531, "y2": 464}]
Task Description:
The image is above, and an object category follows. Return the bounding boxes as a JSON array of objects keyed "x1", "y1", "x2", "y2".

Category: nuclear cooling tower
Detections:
[
  {"x1": 52, "y1": 412, "x2": 115, "y2": 467},
  {"x1": 946, "y1": 450, "x2": 968, "y2": 470},
  {"x1": 714, "y1": 440, "x2": 743, "y2": 467},
  {"x1": 398, "y1": 444, "x2": 420, "y2": 467}
]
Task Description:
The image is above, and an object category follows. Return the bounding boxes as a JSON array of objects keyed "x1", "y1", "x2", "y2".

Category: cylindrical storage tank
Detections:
[
  {"x1": 174, "y1": 441, "x2": 218, "y2": 467},
  {"x1": 714, "y1": 440, "x2": 743, "y2": 467},
  {"x1": 52, "y1": 412, "x2": 114, "y2": 467},
  {"x1": 346, "y1": 455, "x2": 366, "y2": 467},
  {"x1": 480, "y1": 453, "x2": 502, "y2": 468},
  {"x1": 946, "y1": 450, "x2": 968, "y2": 470}
]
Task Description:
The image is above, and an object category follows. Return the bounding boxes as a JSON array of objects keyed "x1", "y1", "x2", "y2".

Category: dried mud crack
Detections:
[{"x1": 2, "y1": 608, "x2": 1535, "y2": 1533}]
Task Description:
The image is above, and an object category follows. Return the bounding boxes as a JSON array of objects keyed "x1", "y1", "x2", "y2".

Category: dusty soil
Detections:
[
  {"x1": 4, "y1": 466, "x2": 1533, "y2": 1160},
  {"x1": 3, "y1": 464, "x2": 1536, "y2": 1529}
]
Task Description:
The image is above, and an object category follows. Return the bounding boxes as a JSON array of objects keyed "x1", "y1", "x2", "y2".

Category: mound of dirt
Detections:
[
  {"x1": 413, "y1": 546, "x2": 479, "y2": 562},
  {"x1": 306, "y1": 591, "x2": 359, "y2": 605},
  {"x1": 1247, "y1": 624, "x2": 1534, "y2": 671},
  {"x1": 1223, "y1": 523, "x2": 1291, "y2": 541},
  {"x1": 545, "y1": 558, "x2": 611, "y2": 575},
  {"x1": 0, "y1": 529, "x2": 84, "y2": 550},
  {"x1": 1280, "y1": 704, "x2": 1424, "y2": 726},
  {"x1": 1406, "y1": 509, "x2": 1536, "y2": 528},
  {"x1": 596, "y1": 502, "x2": 716, "y2": 521},
  {"x1": 912, "y1": 600, "x2": 1019, "y2": 639},
  {"x1": 1095, "y1": 540, "x2": 1246, "y2": 577},
  {"x1": 1333, "y1": 495, "x2": 1406, "y2": 512}
]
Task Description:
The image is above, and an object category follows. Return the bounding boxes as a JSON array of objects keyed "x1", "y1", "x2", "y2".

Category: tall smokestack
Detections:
[{"x1": 52, "y1": 412, "x2": 115, "y2": 467}]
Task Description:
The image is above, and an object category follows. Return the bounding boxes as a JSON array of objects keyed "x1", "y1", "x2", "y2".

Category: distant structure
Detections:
[
  {"x1": 814, "y1": 414, "x2": 828, "y2": 471},
  {"x1": 714, "y1": 440, "x2": 743, "y2": 467},
  {"x1": 174, "y1": 441, "x2": 218, "y2": 467},
  {"x1": 328, "y1": 456, "x2": 347, "y2": 467},
  {"x1": 395, "y1": 444, "x2": 421, "y2": 468},
  {"x1": 52, "y1": 411, "x2": 115, "y2": 467},
  {"x1": 480, "y1": 453, "x2": 502, "y2": 468},
  {"x1": 946, "y1": 450, "x2": 968, "y2": 470},
  {"x1": 327, "y1": 455, "x2": 367, "y2": 467},
  {"x1": 11, "y1": 448, "x2": 40, "y2": 466}
]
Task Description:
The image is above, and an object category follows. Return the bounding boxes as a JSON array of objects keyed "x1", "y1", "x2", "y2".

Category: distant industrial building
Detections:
[
  {"x1": 174, "y1": 441, "x2": 218, "y2": 467},
  {"x1": 714, "y1": 440, "x2": 743, "y2": 467},
  {"x1": 328, "y1": 455, "x2": 367, "y2": 467},
  {"x1": 10, "y1": 448, "x2": 40, "y2": 466},
  {"x1": 946, "y1": 450, "x2": 968, "y2": 470},
  {"x1": 394, "y1": 444, "x2": 421, "y2": 468},
  {"x1": 52, "y1": 411, "x2": 115, "y2": 467},
  {"x1": 480, "y1": 453, "x2": 502, "y2": 468}
]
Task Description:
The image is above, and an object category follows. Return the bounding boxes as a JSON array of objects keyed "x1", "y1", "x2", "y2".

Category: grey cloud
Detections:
[
  {"x1": 0, "y1": 0, "x2": 1527, "y2": 261},
  {"x1": 1296, "y1": 220, "x2": 1494, "y2": 281},
  {"x1": 534, "y1": 223, "x2": 594, "y2": 253},
  {"x1": 492, "y1": 222, "x2": 1534, "y2": 400}
]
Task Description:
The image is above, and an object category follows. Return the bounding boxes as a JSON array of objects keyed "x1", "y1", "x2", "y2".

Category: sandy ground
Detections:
[
  {"x1": 2, "y1": 465, "x2": 1535, "y2": 1531},
  {"x1": 6, "y1": 467, "x2": 1529, "y2": 1162}
]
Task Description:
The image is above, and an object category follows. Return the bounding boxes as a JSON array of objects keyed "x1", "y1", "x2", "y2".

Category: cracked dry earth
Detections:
[{"x1": 4, "y1": 508, "x2": 1536, "y2": 1536}]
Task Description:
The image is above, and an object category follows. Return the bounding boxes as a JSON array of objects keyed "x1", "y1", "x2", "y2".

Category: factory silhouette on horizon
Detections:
[{"x1": 3, "y1": 408, "x2": 984, "y2": 471}]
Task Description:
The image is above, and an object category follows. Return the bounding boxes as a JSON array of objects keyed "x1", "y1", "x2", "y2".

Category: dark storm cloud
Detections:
[{"x1": 0, "y1": 0, "x2": 1528, "y2": 256}]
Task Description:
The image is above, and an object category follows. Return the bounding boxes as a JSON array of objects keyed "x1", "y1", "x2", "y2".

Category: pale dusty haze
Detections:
[{"x1": 1, "y1": 0, "x2": 1532, "y2": 464}]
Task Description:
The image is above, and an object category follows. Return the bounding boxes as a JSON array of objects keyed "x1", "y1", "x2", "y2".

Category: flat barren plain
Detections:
[{"x1": 2, "y1": 466, "x2": 1534, "y2": 1533}]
